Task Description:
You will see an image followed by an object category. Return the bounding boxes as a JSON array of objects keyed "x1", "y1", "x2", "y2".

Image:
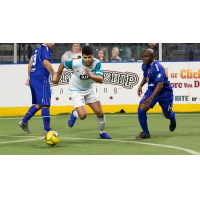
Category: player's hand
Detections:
[
  {"x1": 143, "y1": 97, "x2": 153, "y2": 107},
  {"x1": 52, "y1": 78, "x2": 59, "y2": 84},
  {"x1": 25, "y1": 77, "x2": 30, "y2": 86},
  {"x1": 138, "y1": 87, "x2": 143, "y2": 97},
  {"x1": 84, "y1": 68, "x2": 91, "y2": 78}
]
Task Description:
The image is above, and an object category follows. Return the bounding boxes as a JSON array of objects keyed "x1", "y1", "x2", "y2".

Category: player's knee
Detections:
[
  {"x1": 79, "y1": 113, "x2": 87, "y2": 120},
  {"x1": 96, "y1": 110, "x2": 104, "y2": 118},
  {"x1": 138, "y1": 104, "x2": 148, "y2": 111}
]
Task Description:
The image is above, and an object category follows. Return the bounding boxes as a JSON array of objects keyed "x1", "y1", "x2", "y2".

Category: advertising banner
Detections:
[{"x1": 0, "y1": 61, "x2": 200, "y2": 116}]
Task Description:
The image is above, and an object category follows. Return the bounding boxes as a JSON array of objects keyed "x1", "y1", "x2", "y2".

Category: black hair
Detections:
[{"x1": 82, "y1": 46, "x2": 93, "y2": 55}]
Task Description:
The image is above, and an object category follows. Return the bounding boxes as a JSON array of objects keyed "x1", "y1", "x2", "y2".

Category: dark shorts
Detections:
[
  {"x1": 29, "y1": 79, "x2": 51, "y2": 106},
  {"x1": 140, "y1": 90, "x2": 173, "y2": 114}
]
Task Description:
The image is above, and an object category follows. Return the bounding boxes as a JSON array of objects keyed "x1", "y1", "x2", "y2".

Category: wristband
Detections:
[{"x1": 139, "y1": 86, "x2": 142, "y2": 88}]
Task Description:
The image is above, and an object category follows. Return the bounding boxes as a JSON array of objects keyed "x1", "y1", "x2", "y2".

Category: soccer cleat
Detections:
[
  {"x1": 68, "y1": 110, "x2": 77, "y2": 128},
  {"x1": 135, "y1": 132, "x2": 151, "y2": 139},
  {"x1": 18, "y1": 120, "x2": 30, "y2": 133},
  {"x1": 169, "y1": 121, "x2": 176, "y2": 132},
  {"x1": 43, "y1": 129, "x2": 58, "y2": 136},
  {"x1": 100, "y1": 132, "x2": 112, "y2": 139}
]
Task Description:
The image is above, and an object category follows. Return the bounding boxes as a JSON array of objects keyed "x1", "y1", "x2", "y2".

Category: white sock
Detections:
[
  {"x1": 73, "y1": 110, "x2": 80, "y2": 119},
  {"x1": 97, "y1": 116, "x2": 105, "y2": 134}
]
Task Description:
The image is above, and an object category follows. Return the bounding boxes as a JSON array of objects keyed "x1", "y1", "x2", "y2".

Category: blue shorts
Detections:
[
  {"x1": 29, "y1": 79, "x2": 51, "y2": 106},
  {"x1": 140, "y1": 90, "x2": 173, "y2": 114}
]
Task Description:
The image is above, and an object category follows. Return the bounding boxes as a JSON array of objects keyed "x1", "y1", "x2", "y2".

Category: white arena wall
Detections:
[{"x1": 0, "y1": 61, "x2": 200, "y2": 116}]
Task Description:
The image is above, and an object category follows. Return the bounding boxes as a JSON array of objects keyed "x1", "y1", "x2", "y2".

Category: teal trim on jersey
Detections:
[
  {"x1": 82, "y1": 59, "x2": 84, "y2": 66},
  {"x1": 69, "y1": 85, "x2": 93, "y2": 92},
  {"x1": 95, "y1": 62, "x2": 103, "y2": 76},
  {"x1": 63, "y1": 60, "x2": 73, "y2": 69},
  {"x1": 96, "y1": 72, "x2": 103, "y2": 77}
]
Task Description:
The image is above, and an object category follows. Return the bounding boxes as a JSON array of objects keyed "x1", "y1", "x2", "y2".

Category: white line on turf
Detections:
[
  {"x1": 60, "y1": 137, "x2": 200, "y2": 155},
  {"x1": 0, "y1": 135, "x2": 199, "y2": 155},
  {"x1": 0, "y1": 135, "x2": 39, "y2": 138},
  {"x1": 105, "y1": 115, "x2": 159, "y2": 116},
  {"x1": 0, "y1": 117, "x2": 56, "y2": 119},
  {"x1": 0, "y1": 137, "x2": 44, "y2": 144}
]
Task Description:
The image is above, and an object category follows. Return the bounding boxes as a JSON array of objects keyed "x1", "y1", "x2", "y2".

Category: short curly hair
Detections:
[{"x1": 82, "y1": 46, "x2": 93, "y2": 55}]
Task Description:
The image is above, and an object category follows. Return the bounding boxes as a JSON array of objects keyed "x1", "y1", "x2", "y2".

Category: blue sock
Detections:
[
  {"x1": 22, "y1": 106, "x2": 38, "y2": 123},
  {"x1": 138, "y1": 108, "x2": 149, "y2": 133},
  {"x1": 165, "y1": 111, "x2": 176, "y2": 122},
  {"x1": 42, "y1": 108, "x2": 51, "y2": 132}
]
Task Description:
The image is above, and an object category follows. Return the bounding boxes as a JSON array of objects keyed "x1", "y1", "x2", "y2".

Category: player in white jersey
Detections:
[{"x1": 52, "y1": 46, "x2": 112, "y2": 139}]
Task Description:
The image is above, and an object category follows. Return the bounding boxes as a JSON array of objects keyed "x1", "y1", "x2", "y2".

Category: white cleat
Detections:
[{"x1": 18, "y1": 120, "x2": 30, "y2": 133}]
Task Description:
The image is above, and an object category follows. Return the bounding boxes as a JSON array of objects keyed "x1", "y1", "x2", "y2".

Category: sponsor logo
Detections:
[
  {"x1": 142, "y1": 95, "x2": 146, "y2": 100},
  {"x1": 174, "y1": 96, "x2": 189, "y2": 101},
  {"x1": 157, "y1": 73, "x2": 161, "y2": 78},
  {"x1": 148, "y1": 69, "x2": 150, "y2": 75},
  {"x1": 49, "y1": 70, "x2": 139, "y2": 89},
  {"x1": 148, "y1": 83, "x2": 154, "y2": 86}
]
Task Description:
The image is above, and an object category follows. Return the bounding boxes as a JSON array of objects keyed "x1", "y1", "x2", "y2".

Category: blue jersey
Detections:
[
  {"x1": 142, "y1": 60, "x2": 172, "y2": 98},
  {"x1": 30, "y1": 44, "x2": 51, "y2": 80}
]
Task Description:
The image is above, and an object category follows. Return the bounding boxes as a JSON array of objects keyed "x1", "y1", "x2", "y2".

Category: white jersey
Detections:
[{"x1": 62, "y1": 58, "x2": 103, "y2": 92}]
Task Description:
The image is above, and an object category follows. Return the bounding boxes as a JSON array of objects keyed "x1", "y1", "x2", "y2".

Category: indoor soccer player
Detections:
[
  {"x1": 52, "y1": 46, "x2": 112, "y2": 139},
  {"x1": 18, "y1": 43, "x2": 57, "y2": 135},
  {"x1": 136, "y1": 49, "x2": 176, "y2": 139}
]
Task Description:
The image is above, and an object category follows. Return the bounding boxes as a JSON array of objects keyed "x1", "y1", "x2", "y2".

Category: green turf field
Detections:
[{"x1": 0, "y1": 113, "x2": 200, "y2": 155}]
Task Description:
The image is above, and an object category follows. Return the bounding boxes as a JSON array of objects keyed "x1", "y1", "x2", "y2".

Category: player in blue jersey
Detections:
[
  {"x1": 18, "y1": 43, "x2": 57, "y2": 135},
  {"x1": 52, "y1": 46, "x2": 112, "y2": 139},
  {"x1": 136, "y1": 49, "x2": 176, "y2": 139}
]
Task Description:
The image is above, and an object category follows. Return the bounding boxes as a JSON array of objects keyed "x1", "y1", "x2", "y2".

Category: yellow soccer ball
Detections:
[{"x1": 44, "y1": 131, "x2": 60, "y2": 146}]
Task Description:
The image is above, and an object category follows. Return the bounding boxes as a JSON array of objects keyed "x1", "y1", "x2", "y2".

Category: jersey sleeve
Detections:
[
  {"x1": 153, "y1": 63, "x2": 165, "y2": 82},
  {"x1": 95, "y1": 62, "x2": 103, "y2": 77},
  {"x1": 41, "y1": 46, "x2": 51, "y2": 62},
  {"x1": 62, "y1": 60, "x2": 73, "y2": 70}
]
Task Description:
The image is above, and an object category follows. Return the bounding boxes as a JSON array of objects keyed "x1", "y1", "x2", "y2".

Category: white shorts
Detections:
[{"x1": 69, "y1": 87, "x2": 100, "y2": 108}]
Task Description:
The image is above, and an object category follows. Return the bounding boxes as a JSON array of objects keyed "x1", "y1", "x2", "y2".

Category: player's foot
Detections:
[
  {"x1": 68, "y1": 110, "x2": 76, "y2": 128},
  {"x1": 100, "y1": 132, "x2": 112, "y2": 139},
  {"x1": 169, "y1": 121, "x2": 176, "y2": 132},
  {"x1": 43, "y1": 129, "x2": 58, "y2": 136},
  {"x1": 135, "y1": 132, "x2": 151, "y2": 139},
  {"x1": 43, "y1": 129, "x2": 52, "y2": 136},
  {"x1": 18, "y1": 120, "x2": 30, "y2": 133}
]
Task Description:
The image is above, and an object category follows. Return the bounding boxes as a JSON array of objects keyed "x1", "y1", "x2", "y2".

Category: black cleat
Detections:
[
  {"x1": 135, "y1": 132, "x2": 151, "y2": 139},
  {"x1": 169, "y1": 121, "x2": 176, "y2": 132}
]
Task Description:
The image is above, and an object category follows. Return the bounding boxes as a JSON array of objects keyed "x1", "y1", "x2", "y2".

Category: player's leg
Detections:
[
  {"x1": 18, "y1": 80, "x2": 39, "y2": 133},
  {"x1": 88, "y1": 101, "x2": 112, "y2": 139},
  {"x1": 86, "y1": 88, "x2": 111, "y2": 139},
  {"x1": 68, "y1": 92, "x2": 87, "y2": 127},
  {"x1": 136, "y1": 91, "x2": 157, "y2": 139},
  {"x1": 40, "y1": 80, "x2": 54, "y2": 134},
  {"x1": 159, "y1": 98, "x2": 176, "y2": 132}
]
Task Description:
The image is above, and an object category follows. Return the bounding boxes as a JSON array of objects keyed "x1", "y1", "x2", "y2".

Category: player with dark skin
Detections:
[{"x1": 138, "y1": 49, "x2": 171, "y2": 118}]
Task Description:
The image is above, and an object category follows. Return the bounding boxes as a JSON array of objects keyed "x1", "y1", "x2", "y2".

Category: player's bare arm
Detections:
[
  {"x1": 25, "y1": 59, "x2": 33, "y2": 86},
  {"x1": 43, "y1": 59, "x2": 56, "y2": 79},
  {"x1": 143, "y1": 81, "x2": 164, "y2": 106},
  {"x1": 52, "y1": 63, "x2": 64, "y2": 84},
  {"x1": 84, "y1": 68, "x2": 103, "y2": 83},
  {"x1": 138, "y1": 77, "x2": 147, "y2": 97}
]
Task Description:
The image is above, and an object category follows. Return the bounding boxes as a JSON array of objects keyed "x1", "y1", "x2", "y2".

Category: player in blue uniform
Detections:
[
  {"x1": 18, "y1": 43, "x2": 57, "y2": 135},
  {"x1": 136, "y1": 49, "x2": 176, "y2": 139}
]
